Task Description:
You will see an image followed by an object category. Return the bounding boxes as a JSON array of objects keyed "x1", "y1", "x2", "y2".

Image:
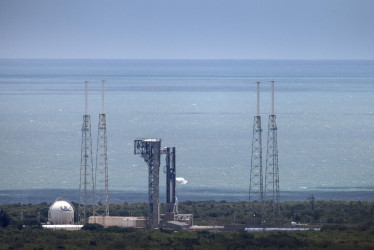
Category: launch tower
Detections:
[{"x1": 134, "y1": 139, "x2": 162, "y2": 229}]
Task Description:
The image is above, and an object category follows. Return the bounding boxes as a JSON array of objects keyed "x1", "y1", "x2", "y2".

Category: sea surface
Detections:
[
  {"x1": 0, "y1": 188, "x2": 374, "y2": 205},
  {"x1": 0, "y1": 59, "x2": 373, "y2": 204}
]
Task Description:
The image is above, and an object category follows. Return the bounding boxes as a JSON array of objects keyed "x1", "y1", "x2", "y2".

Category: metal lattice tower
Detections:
[
  {"x1": 94, "y1": 80, "x2": 109, "y2": 216},
  {"x1": 134, "y1": 139, "x2": 161, "y2": 229},
  {"x1": 264, "y1": 81, "x2": 280, "y2": 224},
  {"x1": 79, "y1": 81, "x2": 95, "y2": 224},
  {"x1": 249, "y1": 82, "x2": 263, "y2": 204}
]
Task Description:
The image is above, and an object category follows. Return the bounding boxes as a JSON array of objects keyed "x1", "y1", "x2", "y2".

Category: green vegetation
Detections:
[
  {"x1": 177, "y1": 200, "x2": 374, "y2": 227},
  {"x1": 0, "y1": 200, "x2": 373, "y2": 249},
  {"x1": 2, "y1": 200, "x2": 373, "y2": 227},
  {"x1": 0, "y1": 209, "x2": 10, "y2": 227},
  {"x1": 0, "y1": 224, "x2": 373, "y2": 249}
]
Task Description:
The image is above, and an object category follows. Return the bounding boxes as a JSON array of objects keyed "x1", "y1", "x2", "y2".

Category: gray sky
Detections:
[{"x1": 0, "y1": 0, "x2": 373, "y2": 59}]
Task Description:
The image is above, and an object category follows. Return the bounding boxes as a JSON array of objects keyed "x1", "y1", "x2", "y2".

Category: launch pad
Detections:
[{"x1": 134, "y1": 139, "x2": 178, "y2": 229}]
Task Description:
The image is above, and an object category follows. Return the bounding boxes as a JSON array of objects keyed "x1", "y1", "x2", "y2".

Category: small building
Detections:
[
  {"x1": 88, "y1": 216, "x2": 146, "y2": 228},
  {"x1": 42, "y1": 225, "x2": 83, "y2": 231},
  {"x1": 244, "y1": 227, "x2": 320, "y2": 232},
  {"x1": 175, "y1": 214, "x2": 193, "y2": 226},
  {"x1": 189, "y1": 225, "x2": 225, "y2": 232},
  {"x1": 165, "y1": 221, "x2": 190, "y2": 231}
]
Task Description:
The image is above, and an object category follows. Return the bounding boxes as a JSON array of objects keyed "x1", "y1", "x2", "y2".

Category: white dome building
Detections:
[{"x1": 48, "y1": 198, "x2": 74, "y2": 225}]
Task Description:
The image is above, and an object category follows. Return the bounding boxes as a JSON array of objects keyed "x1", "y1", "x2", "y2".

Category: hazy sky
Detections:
[{"x1": 0, "y1": 0, "x2": 373, "y2": 59}]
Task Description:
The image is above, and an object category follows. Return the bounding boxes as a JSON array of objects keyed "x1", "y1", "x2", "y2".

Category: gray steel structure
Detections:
[
  {"x1": 264, "y1": 81, "x2": 280, "y2": 224},
  {"x1": 163, "y1": 147, "x2": 176, "y2": 213},
  {"x1": 79, "y1": 81, "x2": 94, "y2": 224},
  {"x1": 134, "y1": 139, "x2": 162, "y2": 229},
  {"x1": 249, "y1": 82, "x2": 263, "y2": 203},
  {"x1": 94, "y1": 81, "x2": 109, "y2": 217}
]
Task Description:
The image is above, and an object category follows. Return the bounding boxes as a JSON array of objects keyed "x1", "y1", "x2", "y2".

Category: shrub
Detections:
[
  {"x1": 0, "y1": 209, "x2": 10, "y2": 227},
  {"x1": 81, "y1": 223, "x2": 104, "y2": 231},
  {"x1": 321, "y1": 225, "x2": 348, "y2": 231},
  {"x1": 105, "y1": 225, "x2": 135, "y2": 233},
  {"x1": 159, "y1": 228, "x2": 173, "y2": 234}
]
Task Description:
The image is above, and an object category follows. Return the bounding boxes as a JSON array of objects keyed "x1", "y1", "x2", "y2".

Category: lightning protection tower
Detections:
[
  {"x1": 79, "y1": 81, "x2": 95, "y2": 224},
  {"x1": 134, "y1": 139, "x2": 162, "y2": 229},
  {"x1": 249, "y1": 82, "x2": 264, "y2": 225},
  {"x1": 264, "y1": 81, "x2": 280, "y2": 224},
  {"x1": 94, "y1": 80, "x2": 109, "y2": 217}
]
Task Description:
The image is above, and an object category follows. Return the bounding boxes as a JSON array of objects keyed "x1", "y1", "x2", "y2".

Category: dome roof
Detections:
[{"x1": 48, "y1": 198, "x2": 74, "y2": 225}]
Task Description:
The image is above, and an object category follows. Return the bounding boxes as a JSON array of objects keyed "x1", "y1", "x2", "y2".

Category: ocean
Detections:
[{"x1": 0, "y1": 59, "x2": 373, "y2": 204}]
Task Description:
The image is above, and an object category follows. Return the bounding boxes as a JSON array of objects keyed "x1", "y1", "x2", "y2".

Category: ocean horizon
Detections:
[{"x1": 1, "y1": 187, "x2": 374, "y2": 205}]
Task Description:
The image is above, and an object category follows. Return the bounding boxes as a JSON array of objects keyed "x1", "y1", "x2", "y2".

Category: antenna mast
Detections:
[
  {"x1": 102, "y1": 80, "x2": 105, "y2": 114},
  {"x1": 257, "y1": 82, "x2": 260, "y2": 117},
  {"x1": 85, "y1": 81, "x2": 88, "y2": 115},
  {"x1": 271, "y1": 80, "x2": 274, "y2": 116}
]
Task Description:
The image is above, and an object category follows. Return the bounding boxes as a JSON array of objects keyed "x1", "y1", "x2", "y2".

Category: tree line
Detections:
[
  {"x1": 1, "y1": 200, "x2": 373, "y2": 227},
  {"x1": 0, "y1": 200, "x2": 373, "y2": 249}
]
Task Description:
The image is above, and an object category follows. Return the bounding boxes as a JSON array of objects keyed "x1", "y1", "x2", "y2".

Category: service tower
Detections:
[{"x1": 134, "y1": 139, "x2": 162, "y2": 229}]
